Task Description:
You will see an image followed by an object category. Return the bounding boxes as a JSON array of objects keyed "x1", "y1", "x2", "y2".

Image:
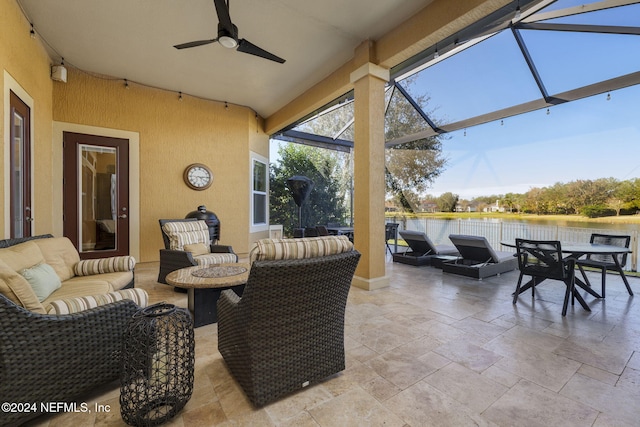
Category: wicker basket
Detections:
[{"x1": 120, "y1": 303, "x2": 194, "y2": 426}]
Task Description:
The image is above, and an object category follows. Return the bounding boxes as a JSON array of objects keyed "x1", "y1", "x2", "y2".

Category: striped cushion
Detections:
[
  {"x1": 250, "y1": 235, "x2": 353, "y2": 262},
  {"x1": 46, "y1": 288, "x2": 149, "y2": 315},
  {"x1": 74, "y1": 256, "x2": 136, "y2": 276},
  {"x1": 162, "y1": 221, "x2": 210, "y2": 250},
  {"x1": 195, "y1": 253, "x2": 238, "y2": 266}
]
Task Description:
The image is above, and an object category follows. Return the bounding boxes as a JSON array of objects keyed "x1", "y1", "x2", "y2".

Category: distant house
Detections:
[
  {"x1": 456, "y1": 204, "x2": 477, "y2": 212},
  {"x1": 419, "y1": 201, "x2": 438, "y2": 213},
  {"x1": 484, "y1": 200, "x2": 505, "y2": 213}
]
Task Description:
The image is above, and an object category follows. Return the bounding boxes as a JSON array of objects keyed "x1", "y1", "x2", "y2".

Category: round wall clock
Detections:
[{"x1": 183, "y1": 163, "x2": 213, "y2": 190}]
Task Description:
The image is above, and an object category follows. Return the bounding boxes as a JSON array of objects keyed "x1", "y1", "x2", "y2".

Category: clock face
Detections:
[{"x1": 184, "y1": 163, "x2": 213, "y2": 190}]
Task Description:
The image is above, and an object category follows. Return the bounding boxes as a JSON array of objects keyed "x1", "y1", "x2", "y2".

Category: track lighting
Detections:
[
  {"x1": 607, "y1": 92, "x2": 611, "y2": 101},
  {"x1": 434, "y1": 44, "x2": 439, "y2": 59},
  {"x1": 124, "y1": 79, "x2": 129, "y2": 89},
  {"x1": 179, "y1": 91, "x2": 183, "y2": 101},
  {"x1": 546, "y1": 108, "x2": 550, "y2": 115},
  {"x1": 225, "y1": 101, "x2": 229, "y2": 110},
  {"x1": 30, "y1": 23, "x2": 35, "y2": 39}
]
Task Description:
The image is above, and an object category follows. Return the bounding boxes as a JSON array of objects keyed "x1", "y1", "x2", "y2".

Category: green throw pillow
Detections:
[{"x1": 20, "y1": 263, "x2": 62, "y2": 302}]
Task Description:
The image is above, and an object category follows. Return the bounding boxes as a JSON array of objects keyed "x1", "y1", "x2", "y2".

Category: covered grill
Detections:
[{"x1": 185, "y1": 205, "x2": 220, "y2": 243}]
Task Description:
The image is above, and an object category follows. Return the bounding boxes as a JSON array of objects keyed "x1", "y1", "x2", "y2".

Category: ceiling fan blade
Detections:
[
  {"x1": 213, "y1": 0, "x2": 234, "y2": 33},
  {"x1": 237, "y1": 39, "x2": 285, "y2": 63},
  {"x1": 174, "y1": 39, "x2": 217, "y2": 49}
]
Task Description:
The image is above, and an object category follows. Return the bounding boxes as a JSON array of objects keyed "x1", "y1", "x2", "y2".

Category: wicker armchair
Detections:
[
  {"x1": 0, "y1": 294, "x2": 140, "y2": 426},
  {"x1": 158, "y1": 218, "x2": 237, "y2": 284},
  {"x1": 217, "y1": 247, "x2": 360, "y2": 407}
]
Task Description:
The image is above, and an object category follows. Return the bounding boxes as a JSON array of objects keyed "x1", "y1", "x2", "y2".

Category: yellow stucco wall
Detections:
[
  {"x1": 1, "y1": 0, "x2": 269, "y2": 261},
  {"x1": 52, "y1": 69, "x2": 269, "y2": 261},
  {"x1": 1, "y1": 0, "x2": 54, "y2": 236}
]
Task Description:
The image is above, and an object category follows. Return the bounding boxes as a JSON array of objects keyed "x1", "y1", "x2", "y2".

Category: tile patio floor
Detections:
[{"x1": 27, "y1": 258, "x2": 640, "y2": 426}]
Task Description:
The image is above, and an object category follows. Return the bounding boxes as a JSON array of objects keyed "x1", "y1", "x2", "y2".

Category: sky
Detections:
[{"x1": 271, "y1": 0, "x2": 640, "y2": 200}]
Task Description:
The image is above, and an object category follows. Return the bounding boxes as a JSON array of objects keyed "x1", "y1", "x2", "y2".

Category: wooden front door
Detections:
[
  {"x1": 9, "y1": 90, "x2": 32, "y2": 237},
  {"x1": 63, "y1": 132, "x2": 130, "y2": 259}
]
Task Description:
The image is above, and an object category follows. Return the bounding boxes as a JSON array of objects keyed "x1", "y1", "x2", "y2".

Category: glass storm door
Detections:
[
  {"x1": 9, "y1": 90, "x2": 32, "y2": 238},
  {"x1": 63, "y1": 132, "x2": 129, "y2": 259}
]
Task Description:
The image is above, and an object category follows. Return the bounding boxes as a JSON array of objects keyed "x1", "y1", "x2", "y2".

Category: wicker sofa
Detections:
[
  {"x1": 217, "y1": 235, "x2": 360, "y2": 407},
  {"x1": 0, "y1": 234, "x2": 137, "y2": 314},
  {"x1": 0, "y1": 235, "x2": 147, "y2": 426},
  {"x1": 158, "y1": 219, "x2": 237, "y2": 284}
]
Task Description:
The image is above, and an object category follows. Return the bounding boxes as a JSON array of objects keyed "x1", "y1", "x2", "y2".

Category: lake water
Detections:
[{"x1": 496, "y1": 217, "x2": 640, "y2": 233}]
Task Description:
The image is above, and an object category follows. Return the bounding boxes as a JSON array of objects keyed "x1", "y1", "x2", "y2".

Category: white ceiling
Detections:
[{"x1": 18, "y1": 0, "x2": 432, "y2": 118}]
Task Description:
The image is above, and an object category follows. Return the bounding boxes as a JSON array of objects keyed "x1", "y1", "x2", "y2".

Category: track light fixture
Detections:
[
  {"x1": 30, "y1": 23, "x2": 35, "y2": 39},
  {"x1": 225, "y1": 101, "x2": 229, "y2": 110},
  {"x1": 124, "y1": 79, "x2": 129, "y2": 89},
  {"x1": 607, "y1": 92, "x2": 611, "y2": 101},
  {"x1": 179, "y1": 91, "x2": 183, "y2": 101}
]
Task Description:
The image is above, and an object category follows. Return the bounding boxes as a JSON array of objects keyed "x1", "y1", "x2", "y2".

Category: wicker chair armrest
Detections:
[
  {"x1": 0, "y1": 295, "x2": 140, "y2": 341},
  {"x1": 210, "y1": 244, "x2": 235, "y2": 254},
  {"x1": 217, "y1": 289, "x2": 245, "y2": 351},
  {"x1": 158, "y1": 249, "x2": 198, "y2": 284},
  {"x1": 160, "y1": 248, "x2": 198, "y2": 265},
  {"x1": 219, "y1": 288, "x2": 241, "y2": 307},
  {"x1": 0, "y1": 295, "x2": 140, "y2": 425}
]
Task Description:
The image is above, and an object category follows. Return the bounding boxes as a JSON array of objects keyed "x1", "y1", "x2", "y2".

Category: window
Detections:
[{"x1": 251, "y1": 153, "x2": 269, "y2": 232}]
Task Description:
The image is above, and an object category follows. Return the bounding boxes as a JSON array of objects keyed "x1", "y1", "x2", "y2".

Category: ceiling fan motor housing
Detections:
[{"x1": 218, "y1": 23, "x2": 239, "y2": 48}]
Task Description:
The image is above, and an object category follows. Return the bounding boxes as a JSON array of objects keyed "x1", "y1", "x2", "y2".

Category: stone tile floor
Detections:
[{"x1": 26, "y1": 259, "x2": 640, "y2": 426}]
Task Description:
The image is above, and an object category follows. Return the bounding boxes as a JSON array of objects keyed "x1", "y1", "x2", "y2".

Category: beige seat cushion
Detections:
[
  {"x1": 162, "y1": 221, "x2": 210, "y2": 250},
  {"x1": 79, "y1": 271, "x2": 135, "y2": 290},
  {"x1": 0, "y1": 258, "x2": 45, "y2": 313},
  {"x1": 194, "y1": 253, "x2": 237, "y2": 266},
  {"x1": 42, "y1": 280, "x2": 114, "y2": 311},
  {"x1": 33, "y1": 237, "x2": 80, "y2": 282},
  {"x1": 0, "y1": 241, "x2": 45, "y2": 272}
]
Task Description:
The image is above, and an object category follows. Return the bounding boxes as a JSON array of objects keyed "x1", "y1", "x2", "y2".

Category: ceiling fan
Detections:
[{"x1": 173, "y1": 0, "x2": 285, "y2": 64}]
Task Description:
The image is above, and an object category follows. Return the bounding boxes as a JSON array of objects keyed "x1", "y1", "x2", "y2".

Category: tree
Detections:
[
  {"x1": 437, "y1": 192, "x2": 459, "y2": 212},
  {"x1": 275, "y1": 76, "x2": 447, "y2": 215},
  {"x1": 270, "y1": 144, "x2": 349, "y2": 236},
  {"x1": 385, "y1": 78, "x2": 447, "y2": 212}
]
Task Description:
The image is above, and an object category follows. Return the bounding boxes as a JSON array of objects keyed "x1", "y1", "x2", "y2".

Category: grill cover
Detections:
[{"x1": 185, "y1": 205, "x2": 220, "y2": 242}]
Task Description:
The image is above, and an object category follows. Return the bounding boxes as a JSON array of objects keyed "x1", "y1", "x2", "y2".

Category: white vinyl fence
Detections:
[{"x1": 386, "y1": 217, "x2": 639, "y2": 272}]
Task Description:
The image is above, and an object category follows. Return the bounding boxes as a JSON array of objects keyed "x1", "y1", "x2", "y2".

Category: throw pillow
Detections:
[
  {"x1": 250, "y1": 235, "x2": 354, "y2": 262},
  {"x1": 183, "y1": 243, "x2": 209, "y2": 256},
  {"x1": 46, "y1": 288, "x2": 149, "y2": 315},
  {"x1": 0, "y1": 258, "x2": 45, "y2": 313},
  {"x1": 20, "y1": 263, "x2": 62, "y2": 302},
  {"x1": 74, "y1": 256, "x2": 136, "y2": 276}
]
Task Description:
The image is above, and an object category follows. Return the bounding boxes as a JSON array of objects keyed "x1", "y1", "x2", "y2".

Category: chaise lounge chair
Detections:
[
  {"x1": 392, "y1": 230, "x2": 459, "y2": 266},
  {"x1": 442, "y1": 234, "x2": 518, "y2": 279}
]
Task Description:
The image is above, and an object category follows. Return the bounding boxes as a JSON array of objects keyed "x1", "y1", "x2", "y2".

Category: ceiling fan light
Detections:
[{"x1": 218, "y1": 35, "x2": 238, "y2": 49}]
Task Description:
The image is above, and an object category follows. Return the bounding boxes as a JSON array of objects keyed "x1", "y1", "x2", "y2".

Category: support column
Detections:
[{"x1": 350, "y1": 63, "x2": 390, "y2": 290}]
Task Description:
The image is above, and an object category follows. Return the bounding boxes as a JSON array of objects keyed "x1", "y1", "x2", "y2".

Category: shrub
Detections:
[{"x1": 581, "y1": 205, "x2": 616, "y2": 218}]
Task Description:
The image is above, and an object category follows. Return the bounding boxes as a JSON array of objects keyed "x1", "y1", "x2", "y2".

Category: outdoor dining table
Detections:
[
  {"x1": 501, "y1": 241, "x2": 633, "y2": 311},
  {"x1": 327, "y1": 226, "x2": 354, "y2": 236}
]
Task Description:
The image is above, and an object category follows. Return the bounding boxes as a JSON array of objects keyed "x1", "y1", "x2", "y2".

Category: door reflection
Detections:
[{"x1": 80, "y1": 144, "x2": 117, "y2": 252}]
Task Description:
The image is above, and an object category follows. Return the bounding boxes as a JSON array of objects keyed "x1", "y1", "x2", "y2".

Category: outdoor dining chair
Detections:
[
  {"x1": 576, "y1": 233, "x2": 631, "y2": 298},
  {"x1": 514, "y1": 239, "x2": 576, "y2": 316},
  {"x1": 385, "y1": 223, "x2": 399, "y2": 254}
]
